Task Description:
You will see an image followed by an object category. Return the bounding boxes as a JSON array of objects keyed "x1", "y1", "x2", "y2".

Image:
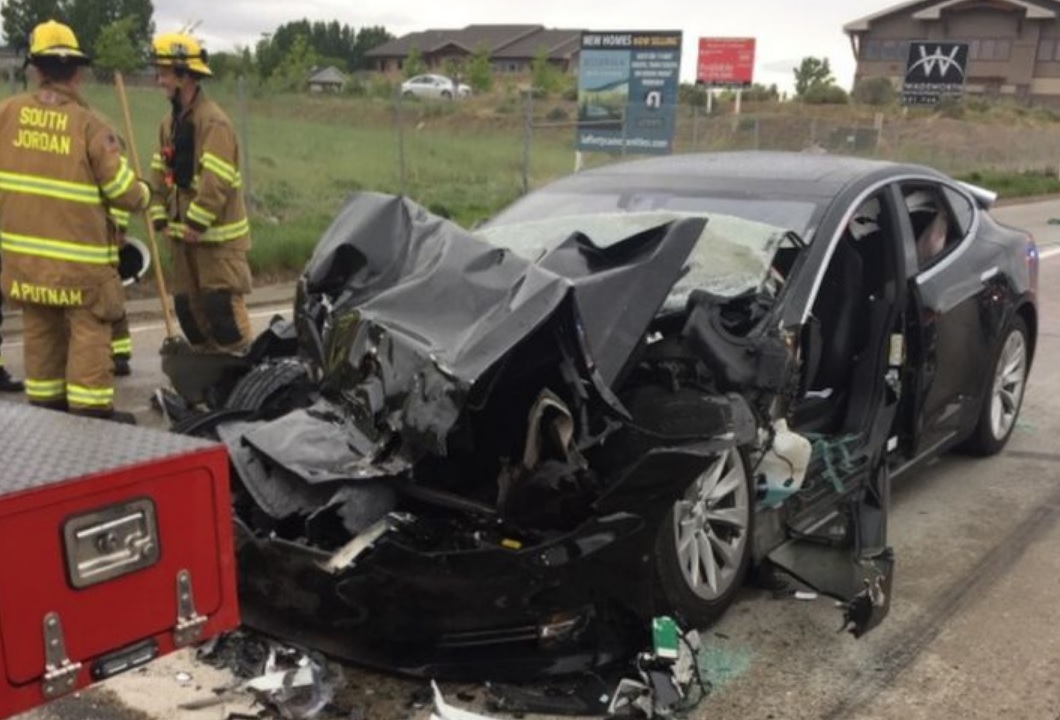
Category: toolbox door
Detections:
[{"x1": 0, "y1": 451, "x2": 230, "y2": 686}]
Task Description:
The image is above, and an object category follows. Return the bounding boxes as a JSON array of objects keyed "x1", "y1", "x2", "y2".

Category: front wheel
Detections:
[
  {"x1": 963, "y1": 315, "x2": 1029, "y2": 456},
  {"x1": 655, "y1": 447, "x2": 754, "y2": 627}
]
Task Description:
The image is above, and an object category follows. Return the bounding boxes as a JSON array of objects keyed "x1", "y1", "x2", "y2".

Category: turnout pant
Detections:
[
  {"x1": 22, "y1": 304, "x2": 114, "y2": 413},
  {"x1": 111, "y1": 313, "x2": 132, "y2": 359},
  {"x1": 171, "y1": 242, "x2": 252, "y2": 352}
]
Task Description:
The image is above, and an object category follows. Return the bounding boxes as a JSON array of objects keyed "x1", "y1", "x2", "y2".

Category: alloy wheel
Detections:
[
  {"x1": 990, "y1": 329, "x2": 1027, "y2": 441},
  {"x1": 672, "y1": 449, "x2": 750, "y2": 601}
]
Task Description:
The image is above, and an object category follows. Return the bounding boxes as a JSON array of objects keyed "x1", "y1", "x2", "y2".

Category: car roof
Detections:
[{"x1": 558, "y1": 151, "x2": 933, "y2": 201}]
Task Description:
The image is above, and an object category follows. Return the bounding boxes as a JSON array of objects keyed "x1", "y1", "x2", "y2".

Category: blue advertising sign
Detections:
[{"x1": 576, "y1": 31, "x2": 682, "y2": 155}]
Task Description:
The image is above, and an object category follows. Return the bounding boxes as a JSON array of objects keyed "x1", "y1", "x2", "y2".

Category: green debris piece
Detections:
[
  {"x1": 696, "y1": 644, "x2": 753, "y2": 689},
  {"x1": 1015, "y1": 419, "x2": 1038, "y2": 432}
]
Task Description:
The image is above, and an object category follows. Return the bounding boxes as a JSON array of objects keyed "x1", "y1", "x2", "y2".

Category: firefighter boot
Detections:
[
  {"x1": 0, "y1": 367, "x2": 22, "y2": 392},
  {"x1": 113, "y1": 356, "x2": 132, "y2": 377}
]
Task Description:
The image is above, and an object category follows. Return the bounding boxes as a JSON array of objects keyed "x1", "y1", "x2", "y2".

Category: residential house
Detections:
[
  {"x1": 844, "y1": 0, "x2": 1060, "y2": 104},
  {"x1": 365, "y1": 24, "x2": 583, "y2": 76},
  {"x1": 308, "y1": 65, "x2": 348, "y2": 93}
]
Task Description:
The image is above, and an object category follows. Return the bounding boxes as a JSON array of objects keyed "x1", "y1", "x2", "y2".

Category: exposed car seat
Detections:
[{"x1": 794, "y1": 237, "x2": 864, "y2": 432}]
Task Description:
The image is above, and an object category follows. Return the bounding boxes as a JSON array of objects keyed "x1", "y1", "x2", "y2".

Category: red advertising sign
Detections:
[{"x1": 697, "y1": 37, "x2": 756, "y2": 87}]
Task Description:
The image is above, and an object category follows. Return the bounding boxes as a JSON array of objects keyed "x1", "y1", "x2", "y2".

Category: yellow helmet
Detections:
[
  {"x1": 28, "y1": 20, "x2": 90, "y2": 64},
  {"x1": 150, "y1": 32, "x2": 212, "y2": 77}
]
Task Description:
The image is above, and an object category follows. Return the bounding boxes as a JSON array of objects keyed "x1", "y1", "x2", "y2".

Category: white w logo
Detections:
[{"x1": 909, "y1": 45, "x2": 964, "y2": 78}]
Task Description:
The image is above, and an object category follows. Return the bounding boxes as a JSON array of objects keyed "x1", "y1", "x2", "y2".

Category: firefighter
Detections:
[
  {"x1": 0, "y1": 20, "x2": 150, "y2": 422},
  {"x1": 0, "y1": 291, "x2": 25, "y2": 392},
  {"x1": 148, "y1": 32, "x2": 252, "y2": 353}
]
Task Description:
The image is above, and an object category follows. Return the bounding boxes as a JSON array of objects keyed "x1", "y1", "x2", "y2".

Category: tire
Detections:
[
  {"x1": 441, "y1": 90, "x2": 452, "y2": 99},
  {"x1": 402, "y1": 90, "x2": 414, "y2": 98},
  {"x1": 963, "y1": 315, "x2": 1030, "y2": 456},
  {"x1": 655, "y1": 447, "x2": 754, "y2": 627},
  {"x1": 223, "y1": 358, "x2": 312, "y2": 418},
  {"x1": 611, "y1": 383, "x2": 754, "y2": 627}
]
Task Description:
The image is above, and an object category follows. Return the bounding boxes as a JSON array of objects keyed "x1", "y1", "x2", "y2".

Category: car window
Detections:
[
  {"x1": 899, "y1": 183, "x2": 963, "y2": 270},
  {"x1": 941, "y1": 185, "x2": 975, "y2": 237}
]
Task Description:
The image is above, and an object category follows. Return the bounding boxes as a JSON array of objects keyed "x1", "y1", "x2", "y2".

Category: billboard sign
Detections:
[
  {"x1": 576, "y1": 31, "x2": 682, "y2": 155},
  {"x1": 696, "y1": 37, "x2": 756, "y2": 87},
  {"x1": 901, "y1": 42, "x2": 969, "y2": 105}
]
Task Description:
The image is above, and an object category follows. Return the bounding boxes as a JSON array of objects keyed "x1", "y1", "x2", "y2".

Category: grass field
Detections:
[
  {"x1": 4, "y1": 77, "x2": 1060, "y2": 280},
  {"x1": 65, "y1": 81, "x2": 580, "y2": 277}
]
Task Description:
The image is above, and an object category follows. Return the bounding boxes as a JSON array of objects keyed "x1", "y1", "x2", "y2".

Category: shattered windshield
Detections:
[{"x1": 475, "y1": 211, "x2": 794, "y2": 303}]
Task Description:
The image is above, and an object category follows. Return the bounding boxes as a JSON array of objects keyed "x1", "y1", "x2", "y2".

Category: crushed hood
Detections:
[{"x1": 299, "y1": 193, "x2": 707, "y2": 388}]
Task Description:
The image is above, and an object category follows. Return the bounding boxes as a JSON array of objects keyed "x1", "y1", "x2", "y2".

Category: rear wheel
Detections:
[
  {"x1": 964, "y1": 315, "x2": 1029, "y2": 456},
  {"x1": 656, "y1": 447, "x2": 753, "y2": 626}
]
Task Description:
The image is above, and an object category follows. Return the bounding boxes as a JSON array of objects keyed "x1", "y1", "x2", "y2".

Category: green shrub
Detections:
[
  {"x1": 851, "y1": 77, "x2": 896, "y2": 106},
  {"x1": 802, "y1": 84, "x2": 850, "y2": 105},
  {"x1": 545, "y1": 106, "x2": 570, "y2": 122}
]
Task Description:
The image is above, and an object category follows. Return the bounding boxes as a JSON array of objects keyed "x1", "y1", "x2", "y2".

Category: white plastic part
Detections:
[{"x1": 758, "y1": 419, "x2": 813, "y2": 508}]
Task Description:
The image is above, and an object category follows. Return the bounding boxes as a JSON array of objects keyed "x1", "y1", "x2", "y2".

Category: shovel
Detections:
[{"x1": 113, "y1": 71, "x2": 188, "y2": 358}]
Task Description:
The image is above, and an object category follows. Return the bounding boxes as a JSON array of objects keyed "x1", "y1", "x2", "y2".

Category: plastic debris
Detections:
[{"x1": 431, "y1": 680, "x2": 502, "y2": 720}]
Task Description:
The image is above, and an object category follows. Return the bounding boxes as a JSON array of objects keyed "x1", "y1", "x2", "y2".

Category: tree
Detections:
[
  {"x1": 531, "y1": 45, "x2": 561, "y2": 95},
  {"x1": 65, "y1": 0, "x2": 153, "y2": 64},
  {"x1": 353, "y1": 26, "x2": 393, "y2": 69},
  {"x1": 252, "y1": 19, "x2": 394, "y2": 77},
  {"x1": 793, "y1": 56, "x2": 834, "y2": 97},
  {"x1": 93, "y1": 16, "x2": 140, "y2": 76},
  {"x1": 442, "y1": 56, "x2": 465, "y2": 83},
  {"x1": 467, "y1": 44, "x2": 492, "y2": 93},
  {"x1": 2, "y1": 0, "x2": 63, "y2": 55},
  {"x1": 2, "y1": 0, "x2": 152, "y2": 58},
  {"x1": 208, "y1": 48, "x2": 254, "y2": 81},
  {"x1": 403, "y1": 46, "x2": 426, "y2": 78},
  {"x1": 269, "y1": 34, "x2": 318, "y2": 92}
]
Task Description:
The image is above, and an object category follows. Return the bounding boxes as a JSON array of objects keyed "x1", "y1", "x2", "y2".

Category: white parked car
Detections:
[{"x1": 401, "y1": 73, "x2": 471, "y2": 100}]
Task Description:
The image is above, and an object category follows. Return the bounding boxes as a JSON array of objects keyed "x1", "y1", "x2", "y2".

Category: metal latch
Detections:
[
  {"x1": 173, "y1": 569, "x2": 207, "y2": 647},
  {"x1": 63, "y1": 498, "x2": 159, "y2": 588},
  {"x1": 41, "y1": 612, "x2": 81, "y2": 699}
]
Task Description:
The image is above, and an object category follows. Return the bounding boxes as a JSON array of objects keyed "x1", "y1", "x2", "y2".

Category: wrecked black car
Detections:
[{"x1": 166, "y1": 151, "x2": 1037, "y2": 680}]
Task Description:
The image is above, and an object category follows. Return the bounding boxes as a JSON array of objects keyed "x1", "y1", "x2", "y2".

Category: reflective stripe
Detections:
[
  {"x1": 150, "y1": 153, "x2": 164, "y2": 171},
  {"x1": 25, "y1": 378, "x2": 65, "y2": 400},
  {"x1": 1, "y1": 232, "x2": 118, "y2": 265},
  {"x1": 148, "y1": 204, "x2": 168, "y2": 222},
  {"x1": 101, "y1": 158, "x2": 135, "y2": 199},
  {"x1": 169, "y1": 218, "x2": 249, "y2": 242},
  {"x1": 67, "y1": 384, "x2": 114, "y2": 407},
  {"x1": 186, "y1": 202, "x2": 216, "y2": 226},
  {"x1": 111, "y1": 337, "x2": 133, "y2": 354},
  {"x1": 108, "y1": 207, "x2": 131, "y2": 228},
  {"x1": 201, "y1": 152, "x2": 239, "y2": 185},
  {"x1": 0, "y1": 170, "x2": 102, "y2": 205}
]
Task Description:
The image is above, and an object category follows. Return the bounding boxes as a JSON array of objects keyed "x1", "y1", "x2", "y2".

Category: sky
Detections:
[{"x1": 151, "y1": 0, "x2": 889, "y2": 93}]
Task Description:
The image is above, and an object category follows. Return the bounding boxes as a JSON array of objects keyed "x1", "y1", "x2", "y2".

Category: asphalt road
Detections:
[{"x1": 6, "y1": 197, "x2": 1060, "y2": 720}]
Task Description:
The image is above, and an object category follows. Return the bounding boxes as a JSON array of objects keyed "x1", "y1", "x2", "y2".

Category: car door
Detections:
[{"x1": 900, "y1": 180, "x2": 1005, "y2": 456}]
